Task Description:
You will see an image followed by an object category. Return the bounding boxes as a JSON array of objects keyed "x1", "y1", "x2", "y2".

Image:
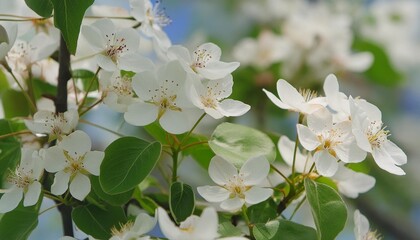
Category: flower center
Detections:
[
  {"x1": 364, "y1": 230, "x2": 382, "y2": 240},
  {"x1": 298, "y1": 88, "x2": 318, "y2": 102},
  {"x1": 148, "y1": 79, "x2": 182, "y2": 118},
  {"x1": 192, "y1": 48, "x2": 212, "y2": 70},
  {"x1": 111, "y1": 75, "x2": 133, "y2": 97},
  {"x1": 31, "y1": 18, "x2": 53, "y2": 34},
  {"x1": 7, "y1": 166, "x2": 33, "y2": 189},
  {"x1": 105, "y1": 33, "x2": 128, "y2": 62},
  {"x1": 63, "y1": 150, "x2": 86, "y2": 176},
  {"x1": 44, "y1": 113, "x2": 70, "y2": 139},
  {"x1": 200, "y1": 83, "x2": 226, "y2": 109},
  {"x1": 224, "y1": 174, "x2": 250, "y2": 199},
  {"x1": 111, "y1": 221, "x2": 134, "y2": 238},
  {"x1": 316, "y1": 128, "x2": 344, "y2": 157},
  {"x1": 146, "y1": 1, "x2": 172, "y2": 28},
  {"x1": 367, "y1": 121, "x2": 389, "y2": 148}
]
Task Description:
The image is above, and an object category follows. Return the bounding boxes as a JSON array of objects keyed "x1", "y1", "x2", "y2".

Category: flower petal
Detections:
[
  {"x1": 125, "y1": 102, "x2": 158, "y2": 126},
  {"x1": 218, "y1": 99, "x2": 250, "y2": 117},
  {"x1": 133, "y1": 212, "x2": 157, "y2": 235},
  {"x1": 244, "y1": 186, "x2": 273, "y2": 205},
  {"x1": 197, "y1": 186, "x2": 230, "y2": 202},
  {"x1": 240, "y1": 156, "x2": 270, "y2": 186},
  {"x1": 119, "y1": 53, "x2": 154, "y2": 72},
  {"x1": 262, "y1": 88, "x2": 291, "y2": 110},
  {"x1": 314, "y1": 150, "x2": 338, "y2": 177},
  {"x1": 372, "y1": 148, "x2": 405, "y2": 175},
  {"x1": 158, "y1": 207, "x2": 182, "y2": 240},
  {"x1": 220, "y1": 197, "x2": 245, "y2": 212},
  {"x1": 198, "y1": 61, "x2": 240, "y2": 80},
  {"x1": 354, "y1": 210, "x2": 370, "y2": 240},
  {"x1": 335, "y1": 141, "x2": 367, "y2": 163},
  {"x1": 23, "y1": 181, "x2": 42, "y2": 206},
  {"x1": 307, "y1": 107, "x2": 332, "y2": 133},
  {"x1": 276, "y1": 79, "x2": 305, "y2": 110},
  {"x1": 296, "y1": 124, "x2": 319, "y2": 151},
  {"x1": 193, "y1": 207, "x2": 219, "y2": 239},
  {"x1": 51, "y1": 171, "x2": 71, "y2": 195},
  {"x1": 70, "y1": 173, "x2": 91, "y2": 201},
  {"x1": 0, "y1": 187, "x2": 23, "y2": 213},
  {"x1": 44, "y1": 146, "x2": 67, "y2": 173},
  {"x1": 60, "y1": 130, "x2": 92, "y2": 156},
  {"x1": 96, "y1": 54, "x2": 117, "y2": 72},
  {"x1": 159, "y1": 110, "x2": 192, "y2": 134},
  {"x1": 83, "y1": 151, "x2": 104, "y2": 176},
  {"x1": 208, "y1": 156, "x2": 238, "y2": 186},
  {"x1": 383, "y1": 141, "x2": 407, "y2": 165}
]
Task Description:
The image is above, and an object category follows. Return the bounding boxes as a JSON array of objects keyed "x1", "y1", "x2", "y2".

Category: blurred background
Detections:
[{"x1": 1, "y1": 0, "x2": 420, "y2": 239}]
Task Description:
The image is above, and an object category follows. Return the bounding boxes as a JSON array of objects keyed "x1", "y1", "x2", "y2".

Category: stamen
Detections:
[{"x1": 298, "y1": 88, "x2": 318, "y2": 102}]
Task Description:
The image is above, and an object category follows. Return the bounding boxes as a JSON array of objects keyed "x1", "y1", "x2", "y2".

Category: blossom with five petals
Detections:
[
  {"x1": 0, "y1": 149, "x2": 43, "y2": 213},
  {"x1": 100, "y1": 71, "x2": 137, "y2": 113},
  {"x1": 197, "y1": 155, "x2": 273, "y2": 212},
  {"x1": 43, "y1": 130, "x2": 104, "y2": 201}
]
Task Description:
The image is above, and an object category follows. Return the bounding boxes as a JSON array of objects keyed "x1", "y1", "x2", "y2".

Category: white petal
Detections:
[
  {"x1": 383, "y1": 141, "x2": 407, "y2": 165},
  {"x1": 70, "y1": 173, "x2": 91, "y2": 201},
  {"x1": 44, "y1": 146, "x2": 67, "y2": 173},
  {"x1": 198, "y1": 61, "x2": 240, "y2": 80},
  {"x1": 240, "y1": 156, "x2": 270, "y2": 186},
  {"x1": 133, "y1": 213, "x2": 156, "y2": 236},
  {"x1": 81, "y1": 25, "x2": 105, "y2": 51},
  {"x1": 307, "y1": 107, "x2": 332, "y2": 132},
  {"x1": 159, "y1": 110, "x2": 192, "y2": 134},
  {"x1": 96, "y1": 54, "x2": 117, "y2": 72},
  {"x1": 278, "y1": 136, "x2": 311, "y2": 172},
  {"x1": 119, "y1": 53, "x2": 154, "y2": 72},
  {"x1": 296, "y1": 124, "x2": 319, "y2": 151},
  {"x1": 124, "y1": 103, "x2": 158, "y2": 126},
  {"x1": 354, "y1": 210, "x2": 370, "y2": 240},
  {"x1": 131, "y1": 70, "x2": 157, "y2": 99},
  {"x1": 51, "y1": 171, "x2": 71, "y2": 195},
  {"x1": 91, "y1": 19, "x2": 116, "y2": 41},
  {"x1": 23, "y1": 181, "x2": 41, "y2": 206},
  {"x1": 220, "y1": 197, "x2": 245, "y2": 212},
  {"x1": 60, "y1": 130, "x2": 92, "y2": 156},
  {"x1": 167, "y1": 45, "x2": 192, "y2": 63},
  {"x1": 158, "y1": 207, "x2": 182, "y2": 240},
  {"x1": 197, "y1": 43, "x2": 222, "y2": 61},
  {"x1": 218, "y1": 99, "x2": 250, "y2": 117},
  {"x1": 336, "y1": 172, "x2": 375, "y2": 198},
  {"x1": 194, "y1": 207, "x2": 219, "y2": 239},
  {"x1": 64, "y1": 109, "x2": 79, "y2": 131},
  {"x1": 262, "y1": 88, "x2": 291, "y2": 110},
  {"x1": 197, "y1": 186, "x2": 230, "y2": 202},
  {"x1": 83, "y1": 151, "x2": 104, "y2": 176},
  {"x1": 372, "y1": 148, "x2": 405, "y2": 175},
  {"x1": 0, "y1": 187, "x2": 23, "y2": 213},
  {"x1": 208, "y1": 156, "x2": 238, "y2": 186},
  {"x1": 116, "y1": 28, "x2": 139, "y2": 53},
  {"x1": 244, "y1": 187, "x2": 273, "y2": 205},
  {"x1": 353, "y1": 129, "x2": 372, "y2": 152},
  {"x1": 335, "y1": 141, "x2": 367, "y2": 163},
  {"x1": 276, "y1": 79, "x2": 305, "y2": 110},
  {"x1": 323, "y1": 74, "x2": 340, "y2": 111},
  {"x1": 314, "y1": 150, "x2": 338, "y2": 177}
]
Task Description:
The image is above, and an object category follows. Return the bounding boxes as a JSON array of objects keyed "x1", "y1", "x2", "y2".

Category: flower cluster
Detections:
[{"x1": 264, "y1": 74, "x2": 407, "y2": 177}]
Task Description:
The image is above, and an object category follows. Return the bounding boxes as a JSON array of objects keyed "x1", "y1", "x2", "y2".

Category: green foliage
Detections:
[
  {"x1": 24, "y1": 0, "x2": 53, "y2": 18},
  {"x1": 253, "y1": 219, "x2": 317, "y2": 240},
  {"x1": 100, "y1": 137, "x2": 161, "y2": 194},
  {"x1": 0, "y1": 119, "x2": 22, "y2": 187},
  {"x1": 353, "y1": 38, "x2": 404, "y2": 86},
  {"x1": 247, "y1": 198, "x2": 278, "y2": 224},
  {"x1": 72, "y1": 205, "x2": 127, "y2": 239},
  {"x1": 51, "y1": 0, "x2": 94, "y2": 54},
  {"x1": 169, "y1": 182, "x2": 195, "y2": 223},
  {"x1": 0, "y1": 69, "x2": 10, "y2": 93},
  {"x1": 1, "y1": 89, "x2": 30, "y2": 118},
  {"x1": 72, "y1": 69, "x2": 99, "y2": 92},
  {"x1": 90, "y1": 176, "x2": 134, "y2": 206},
  {"x1": 0, "y1": 201, "x2": 40, "y2": 239},
  {"x1": 218, "y1": 219, "x2": 243, "y2": 237},
  {"x1": 32, "y1": 78, "x2": 57, "y2": 100},
  {"x1": 209, "y1": 122, "x2": 276, "y2": 168},
  {"x1": 304, "y1": 178, "x2": 347, "y2": 240}
]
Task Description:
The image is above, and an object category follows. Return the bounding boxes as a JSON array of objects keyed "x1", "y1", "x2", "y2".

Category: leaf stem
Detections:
[
  {"x1": 171, "y1": 148, "x2": 179, "y2": 183},
  {"x1": 179, "y1": 113, "x2": 206, "y2": 147},
  {"x1": 270, "y1": 164, "x2": 293, "y2": 185},
  {"x1": 39, "y1": 202, "x2": 64, "y2": 216},
  {"x1": 79, "y1": 97, "x2": 103, "y2": 116},
  {"x1": 180, "y1": 141, "x2": 208, "y2": 151},
  {"x1": 291, "y1": 113, "x2": 304, "y2": 183},
  {"x1": 79, "y1": 119, "x2": 125, "y2": 137},
  {"x1": 0, "y1": 130, "x2": 32, "y2": 140},
  {"x1": 242, "y1": 205, "x2": 254, "y2": 239},
  {"x1": 77, "y1": 67, "x2": 100, "y2": 112}
]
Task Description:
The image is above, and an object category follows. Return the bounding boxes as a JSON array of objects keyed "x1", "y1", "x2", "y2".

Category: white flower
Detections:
[
  {"x1": 0, "y1": 23, "x2": 17, "y2": 60},
  {"x1": 263, "y1": 79, "x2": 325, "y2": 115},
  {"x1": 82, "y1": 18, "x2": 153, "y2": 72},
  {"x1": 189, "y1": 74, "x2": 250, "y2": 119},
  {"x1": 124, "y1": 60, "x2": 200, "y2": 134},
  {"x1": 43, "y1": 130, "x2": 104, "y2": 201},
  {"x1": 350, "y1": 98, "x2": 407, "y2": 175},
  {"x1": 110, "y1": 212, "x2": 156, "y2": 240},
  {"x1": 197, "y1": 156, "x2": 273, "y2": 212},
  {"x1": 297, "y1": 107, "x2": 366, "y2": 177},
  {"x1": 167, "y1": 42, "x2": 240, "y2": 80},
  {"x1": 354, "y1": 210, "x2": 381, "y2": 240},
  {"x1": 129, "y1": 0, "x2": 172, "y2": 49},
  {"x1": 0, "y1": 149, "x2": 43, "y2": 213},
  {"x1": 100, "y1": 71, "x2": 137, "y2": 113},
  {"x1": 331, "y1": 163, "x2": 375, "y2": 199},
  {"x1": 279, "y1": 135, "x2": 314, "y2": 174},
  {"x1": 233, "y1": 30, "x2": 288, "y2": 69},
  {"x1": 158, "y1": 207, "x2": 247, "y2": 240},
  {"x1": 24, "y1": 109, "x2": 79, "y2": 142}
]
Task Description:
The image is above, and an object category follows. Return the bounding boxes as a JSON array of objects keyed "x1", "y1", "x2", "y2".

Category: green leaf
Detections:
[
  {"x1": 0, "y1": 68, "x2": 10, "y2": 94},
  {"x1": 90, "y1": 176, "x2": 133, "y2": 206},
  {"x1": 0, "y1": 120, "x2": 22, "y2": 187},
  {"x1": 100, "y1": 137, "x2": 162, "y2": 194},
  {"x1": 209, "y1": 122, "x2": 276, "y2": 168},
  {"x1": 169, "y1": 182, "x2": 195, "y2": 223},
  {"x1": 1, "y1": 90, "x2": 30, "y2": 118},
  {"x1": 253, "y1": 219, "x2": 317, "y2": 240},
  {"x1": 72, "y1": 69, "x2": 99, "y2": 92},
  {"x1": 218, "y1": 218, "x2": 243, "y2": 237},
  {"x1": 24, "y1": 0, "x2": 53, "y2": 18},
  {"x1": 51, "y1": 0, "x2": 94, "y2": 54},
  {"x1": 304, "y1": 178, "x2": 347, "y2": 240},
  {"x1": 353, "y1": 38, "x2": 404, "y2": 86},
  {"x1": 247, "y1": 198, "x2": 277, "y2": 224},
  {"x1": 0, "y1": 201, "x2": 40, "y2": 239},
  {"x1": 72, "y1": 205, "x2": 127, "y2": 239},
  {"x1": 32, "y1": 78, "x2": 57, "y2": 100}
]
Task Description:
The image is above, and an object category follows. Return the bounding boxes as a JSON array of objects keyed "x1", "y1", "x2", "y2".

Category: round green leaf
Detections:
[
  {"x1": 254, "y1": 220, "x2": 317, "y2": 240},
  {"x1": 304, "y1": 178, "x2": 347, "y2": 240},
  {"x1": 209, "y1": 122, "x2": 276, "y2": 168},
  {"x1": 91, "y1": 176, "x2": 133, "y2": 206},
  {"x1": 72, "y1": 205, "x2": 127, "y2": 239},
  {"x1": 0, "y1": 203, "x2": 39, "y2": 240},
  {"x1": 100, "y1": 137, "x2": 161, "y2": 194},
  {"x1": 0, "y1": 120, "x2": 22, "y2": 187},
  {"x1": 24, "y1": 0, "x2": 53, "y2": 18},
  {"x1": 1, "y1": 90, "x2": 30, "y2": 118},
  {"x1": 169, "y1": 182, "x2": 195, "y2": 223}
]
